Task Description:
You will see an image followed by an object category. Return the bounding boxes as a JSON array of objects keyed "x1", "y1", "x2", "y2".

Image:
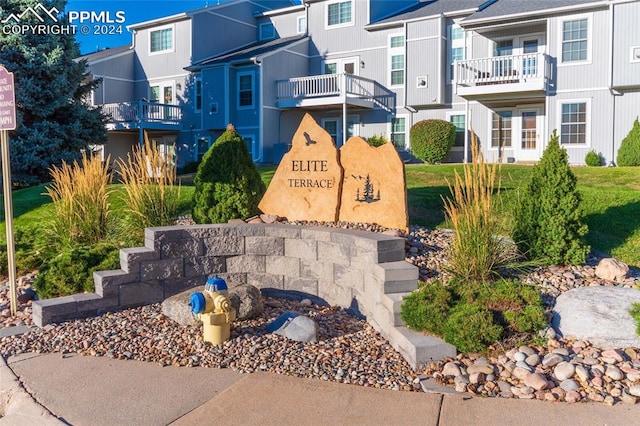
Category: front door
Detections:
[
  {"x1": 516, "y1": 108, "x2": 542, "y2": 161},
  {"x1": 520, "y1": 38, "x2": 540, "y2": 78}
]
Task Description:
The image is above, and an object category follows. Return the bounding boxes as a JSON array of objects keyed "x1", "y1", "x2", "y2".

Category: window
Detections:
[
  {"x1": 150, "y1": 26, "x2": 173, "y2": 54},
  {"x1": 491, "y1": 111, "x2": 512, "y2": 148},
  {"x1": 324, "y1": 62, "x2": 337, "y2": 74},
  {"x1": 297, "y1": 16, "x2": 307, "y2": 34},
  {"x1": 327, "y1": 0, "x2": 352, "y2": 27},
  {"x1": 150, "y1": 86, "x2": 160, "y2": 102},
  {"x1": 448, "y1": 24, "x2": 466, "y2": 80},
  {"x1": 391, "y1": 116, "x2": 406, "y2": 149},
  {"x1": 194, "y1": 76, "x2": 202, "y2": 112},
  {"x1": 562, "y1": 18, "x2": 588, "y2": 62},
  {"x1": 560, "y1": 102, "x2": 587, "y2": 145},
  {"x1": 238, "y1": 72, "x2": 254, "y2": 109},
  {"x1": 196, "y1": 136, "x2": 210, "y2": 161},
  {"x1": 389, "y1": 34, "x2": 404, "y2": 86},
  {"x1": 494, "y1": 40, "x2": 513, "y2": 76},
  {"x1": 259, "y1": 23, "x2": 275, "y2": 40},
  {"x1": 242, "y1": 134, "x2": 256, "y2": 160},
  {"x1": 322, "y1": 120, "x2": 338, "y2": 143},
  {"x1": 449, "y1": 114, "x2": 466, "y2": 147}
]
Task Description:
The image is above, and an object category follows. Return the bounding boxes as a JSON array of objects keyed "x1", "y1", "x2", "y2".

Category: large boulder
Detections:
[
  {"x1": 161, "y1": 284, "x2": 264, "y2": 325},
  {"x1": 228, "y1": 284, "x2": 264, "y2": 320},
  {"x1": 553, "y1": 286, "x2": 640, "y2": 349},
  {"x1": 595, "y1": 258, "x2": 629, "y2": 282}
]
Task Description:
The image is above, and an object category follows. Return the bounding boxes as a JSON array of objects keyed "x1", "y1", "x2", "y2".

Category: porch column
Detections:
[{"x1": 342, "y1": 101, "x2": 347, "y2": 147}]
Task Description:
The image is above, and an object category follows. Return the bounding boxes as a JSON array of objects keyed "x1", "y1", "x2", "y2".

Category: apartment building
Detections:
[{"x1": 81, "y1": 0, "x2": 640, "y2": 167}]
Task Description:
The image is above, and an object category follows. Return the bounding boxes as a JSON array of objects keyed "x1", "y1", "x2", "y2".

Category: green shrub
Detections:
[
  {"x1": 409, "y1": 119, "x2": 456, "y2": 164},
  {"x1": 34, "y1": 243, "x2": 120, "y2": 299},
  {"x1": 477, "y1": 280, "x2": 546, "y2": 333},
  {"x1": 443, "y1": 303, "x2": 502, "y2": 353},
  {"x1": 180, "y1": 161, "x2": 201, "y2": 174},
  {"x1": 192, "y1": 126, "x2": 265, "y2": 223},
  {"x1": 443, "y1": 133, "x2": 518, "y2": 283},
  {"x1": 365, "y1": 134, "x2": 389, "y2": 147},
  {"x1": 513, "y1": 130, "x2": 589, "y2": 265},
  {"x1": 617, "y1": 118, "x2": 640, "y2": 166},
  {"x1": 630, "y1": 303, "x2": 640, "y2": 336},
  {"x1": 585, "y1": 150, "x2": 602, "y2": 167},
  {"x1": 400, "y1": 281, "x2": 452, "y2": 335}
]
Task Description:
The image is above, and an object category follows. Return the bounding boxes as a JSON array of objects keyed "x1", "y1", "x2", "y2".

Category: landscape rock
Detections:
[
  {"x1": 267, "y1": 311, "x2": 318, "y2": 343},
  {"x1": 553, "y1": 286, "x2": 640, "y2": 349},
  {"x1": 258, "y1": 114, "x2": 343, "y2": 222},
  {"x1": 553, "y1": 362, "x2": 575, "y2": 381},
  {"x1": 228, "y1": 284, "x2": 264, "y2": 320},
  {"x1": 161, "y1": 290, "x2": 199, "y2": 326},
  {"x1": 338, "y1": 136, "x2": 408, "y2": 230},
  {"x1": 524, "y1": 373, "x2": 548, "y2": 390},
  {"x1": 595, "y1": 258, "x2": 629, "y2": 282}
]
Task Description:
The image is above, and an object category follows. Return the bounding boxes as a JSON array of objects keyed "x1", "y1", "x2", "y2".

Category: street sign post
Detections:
[{"x1": 0, "y1": 65, "x2": 18, "y2": 316}]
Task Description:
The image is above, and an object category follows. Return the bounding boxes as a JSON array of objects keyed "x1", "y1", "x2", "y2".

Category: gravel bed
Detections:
[{"x1": 1, "y1": 221, "x2": 640, "y2": 403}]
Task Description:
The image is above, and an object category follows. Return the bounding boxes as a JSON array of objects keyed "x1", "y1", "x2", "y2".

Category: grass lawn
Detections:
[{"x1": 1, "y1": 164, "x2": 639, "y2": 267}]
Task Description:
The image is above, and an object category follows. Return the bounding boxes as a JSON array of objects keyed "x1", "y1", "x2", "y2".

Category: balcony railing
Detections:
[
  {"x1": 455, "y1": 53, "x2": 552, "y2": 94},
  {"x1": 102, "y1": 100, "x2": 182, "y2": 125},
  {"x1": 276, "y1": 73, "x2": 394, "y2": 111}
]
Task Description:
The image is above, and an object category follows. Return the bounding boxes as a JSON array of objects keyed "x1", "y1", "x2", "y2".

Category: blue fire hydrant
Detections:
[{"x1": 189, "y1": 277, "x2": 236, "y2": 345}]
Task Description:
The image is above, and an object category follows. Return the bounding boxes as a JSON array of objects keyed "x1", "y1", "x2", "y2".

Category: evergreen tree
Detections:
[
  {"x1": 513, "y1": 130, "x2": 589, "y2": 265},
  {"x1": 0, "y1": 0, "x2": 107, "y2": 185},
  {"x1": 192, "y1": 126, "x2": 265, "y2": 223},
  {"x1": 616, "y1": 117, "x2": 640, "y2": 167}
]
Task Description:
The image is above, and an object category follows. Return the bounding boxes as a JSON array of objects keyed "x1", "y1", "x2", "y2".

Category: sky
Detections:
[{"x1": 66, "y1": 1, "x2": 215, "y2": 54}]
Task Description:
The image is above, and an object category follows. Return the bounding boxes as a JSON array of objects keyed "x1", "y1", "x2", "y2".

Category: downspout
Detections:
[
  {"x1": 402, "y1": 20, "x2": 414, "y2": 151},
  {"x1": 464, "y1": 99, "x2": 469, "y2": 163},
  {"x1": 224, "y1": 64, "x2": 230, "y2": 127},
  {"x1": 607, "y1": 2, "x2": 617, "y2": 166},
  {"x1": 253, "y1": 57, "x2": 263, "y2": 162}
]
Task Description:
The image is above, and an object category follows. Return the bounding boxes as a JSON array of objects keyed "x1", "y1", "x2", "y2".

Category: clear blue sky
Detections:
[{"x1": 66, "y1": 1, "x2": 214, "y2": 54}]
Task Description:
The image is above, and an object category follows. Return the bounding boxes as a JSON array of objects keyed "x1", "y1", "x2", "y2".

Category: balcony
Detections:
[
  {"x1": 102, "y1": 100, "x2": 182, "y2": 131},
  {"x1": 455, "y1": 53, "x2": 552, "y2": 99},
  {"x1": 276, "y1": 73, "x2": 394, "y2": 112}
]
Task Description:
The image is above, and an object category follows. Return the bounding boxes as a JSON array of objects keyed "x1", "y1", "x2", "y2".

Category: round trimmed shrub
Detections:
[
  {"x1": 409, "y1": 119, "x2": 456, "y2": 164},
  {"x1": 617, "y1": 118, "x2": 640, "y2": 166},
  {"x1": 443, "y1": 303, "x2": 502, "y2": 353},
  {"x1": 192, "y1": 127, "x2": 266, "y2": 223},
  {"x1": 400, "y1": 281, "x2": 452, "y2": 336},
  {"x1": 585, "y1": 150, "x2": 602, "y2": 167}
]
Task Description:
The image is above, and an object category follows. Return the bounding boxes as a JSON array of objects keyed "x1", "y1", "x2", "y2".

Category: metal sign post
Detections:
[{"x1": 0, "y1": 65, "x2": 18, "y2": 316}]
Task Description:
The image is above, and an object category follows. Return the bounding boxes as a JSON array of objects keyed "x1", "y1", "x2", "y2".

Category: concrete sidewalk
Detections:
[{"x1": 2, "y1": 353, "x2": 640, "y2": 426}]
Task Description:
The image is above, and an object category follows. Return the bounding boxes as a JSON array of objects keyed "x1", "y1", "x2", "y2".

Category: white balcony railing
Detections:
[
  {"x1": 276, "y1": 73, "x2": 394, "y2": 111},
  {"x1": 455, "y1": 52, "x2": 551, "y2": 89},
  {"x1": 102, "y1": 100, "x2": 182, "y2": 125}
]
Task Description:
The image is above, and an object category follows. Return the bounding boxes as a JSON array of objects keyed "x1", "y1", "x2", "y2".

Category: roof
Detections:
[
  {"x1": 75, "y1": 45, "x2": 132, "y2": 63},
  {"x1": 462, "y1": 0, "x2": 608, "y2": 24},
  {"x1": 371, "y1": 0, "x2": 488, "y2": 26},
  {"x1": 188, "y1": 35, "x2": 307, "y2": 69}
]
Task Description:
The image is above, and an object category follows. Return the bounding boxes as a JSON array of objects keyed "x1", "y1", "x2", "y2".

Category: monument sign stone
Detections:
[
  {"x1": 259, "y1": 114, "x2": 409, "y2": 230},
  {"x1": 338, "y1": 137, "x2": 408, "y2": 230},
  {"x1": 258, "y1": 114, "x2": 343, "y2": 222}
]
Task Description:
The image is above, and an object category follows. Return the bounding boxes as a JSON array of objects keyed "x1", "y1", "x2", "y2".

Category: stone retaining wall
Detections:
[{"x1": 32, "y1": 224, "x2": 455, "y2": 369}]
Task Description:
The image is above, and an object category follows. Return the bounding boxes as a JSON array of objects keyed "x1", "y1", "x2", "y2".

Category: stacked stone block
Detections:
[{"x1": 32, "y1": 223, "x2": 455, "y2": 369}]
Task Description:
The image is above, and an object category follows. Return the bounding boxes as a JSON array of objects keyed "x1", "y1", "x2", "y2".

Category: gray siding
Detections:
[
  {"x1": 190, "y1": 2, "x2": 261, "y2": 62},
  {"x1": 548, "y1": 8, "x2": 610, "y2": 91},
  {"x1": 406, "y1": 17, "x2": 443, "y2": 106},
  {"x1": 88, "y1": 51, "x2": 135, "y2": 104},
  {"x1": 612, "y1": 1, "x2": 640, "y2": 88},
  {"x1": 263, "y1": 10, "x2": 306, "y2": 39}
]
